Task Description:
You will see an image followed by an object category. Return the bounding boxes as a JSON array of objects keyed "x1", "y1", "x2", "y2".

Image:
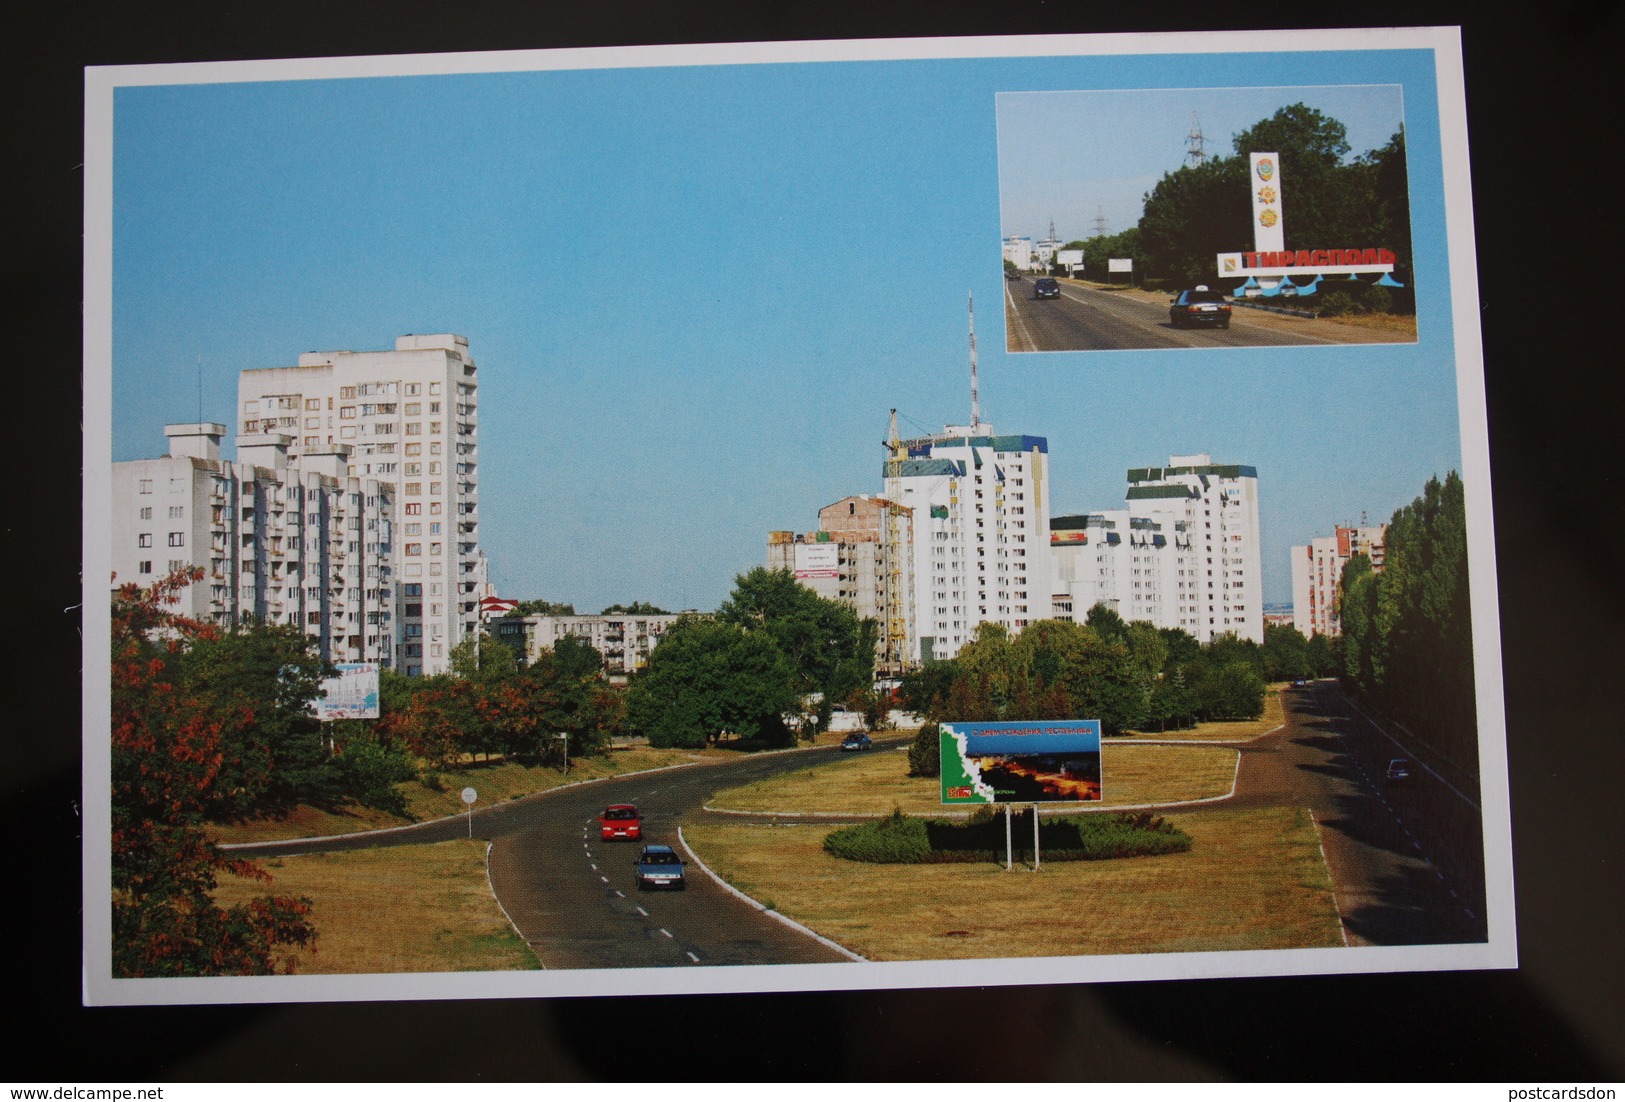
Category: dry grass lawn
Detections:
[
  {"x1": 709, "y1": 742, "x2": 1237, "y2": 816},
  {"x1": 685, "y1": 804, "x2": 1342, "y2": 960},
  {"x1": 213, "y1": 839, "x2": 537, "y2": 974}
]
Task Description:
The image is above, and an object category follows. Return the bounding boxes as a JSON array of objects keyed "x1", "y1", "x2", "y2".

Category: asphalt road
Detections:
[
  {"x1": 1003, "y1": 278, "x2": 1407, "y2": 352},
  {"x1": 229, "y1": 688, "x2": 1485, "y2": 962},
  {"x1": 229, "y1": 741, "x2": 874, "y2": 969},
  {"x1": 1215, "y1": 680, "x2": 1488, "y2": 946}
]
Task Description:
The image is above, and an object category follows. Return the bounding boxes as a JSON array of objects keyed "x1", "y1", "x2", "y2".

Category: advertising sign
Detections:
[
  {"x1": 1250, "y1": 151, "x2": 1285, "y2": 253},
  {"x1": 313, "y1": 662, "x2": 380, "y2": 721},
  {"x1": 1107, "y1": 257, "x2": 1133, "y2": 273},
  {"x1": 793, "y1": 543, "x2": 839, "y2": 579},
  {"x1": 1057, "y1": 249, "x2": 1084, "y2": 268},
  {"x1": 939, "y1": 720, "x2": 1102, "y2": 804}
]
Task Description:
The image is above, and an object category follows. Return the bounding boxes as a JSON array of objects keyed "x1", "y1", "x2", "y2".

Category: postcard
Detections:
[{"x1": 84, "y1": 27, "x2": 1511, "y2": 1006}]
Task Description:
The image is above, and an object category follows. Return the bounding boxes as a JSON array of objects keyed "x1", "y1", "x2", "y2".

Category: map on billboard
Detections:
[
  {"x1": 313, "y1": 662, "x2": 380, "y2": 721},
  {"x1": 939, "y1": 720, "x2": 1102, "y2": 804}
]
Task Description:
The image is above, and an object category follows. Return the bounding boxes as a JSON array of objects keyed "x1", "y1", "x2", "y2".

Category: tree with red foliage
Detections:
[{"x1": 110, "y1": 567, "x2": 316, "y2": 976}]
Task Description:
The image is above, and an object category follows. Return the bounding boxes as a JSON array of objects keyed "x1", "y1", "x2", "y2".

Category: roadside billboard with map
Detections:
[
  {"x1": 940, "y1": 720, "x2": 1102, "y2": 804},
  {"x1": 313, "y1": 662, "x2": 380, "y2": 721}
]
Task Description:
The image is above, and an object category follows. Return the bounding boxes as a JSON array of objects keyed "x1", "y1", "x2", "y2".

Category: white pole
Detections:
[
  {"x1": 1032, "y1": 803, "x2": 1041, "y2": 871},
  {"x1": 1004, "y1": 804, "x2": 1013, "y2": 871}
]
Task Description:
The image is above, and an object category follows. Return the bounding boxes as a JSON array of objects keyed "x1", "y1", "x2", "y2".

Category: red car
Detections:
[{"x1": 599, "y1": 804, "x2": 642, "y2": 841}]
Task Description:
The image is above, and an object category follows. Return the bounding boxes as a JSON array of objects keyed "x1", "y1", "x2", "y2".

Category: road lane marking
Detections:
[
  {"x1": 636, "y1": 906, "x2": 648, "y2": 916},
  {"x1": 615, "y1": 890, "x2": 625, "y2": 898},
  {"x1": 600, "y1": 876, "x2": 609, "y2": 883},
  {"x1": 686, "y1": 952, "x2": 700, "y2": 963},
  {"x1": 660, "y1": 928, "x2": 673, "y2": 938},
  {"x1": 590, "y1": 863, "x2": 597, "y2": 870}
]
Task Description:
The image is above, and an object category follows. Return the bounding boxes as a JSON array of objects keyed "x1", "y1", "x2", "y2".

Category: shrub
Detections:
[
  {"x1": 1318, "y1": 289, "x2": 1360, "y2": 317},
  {"x1": 334, "y1": 731, "x2": 417, "y2": 817},
  {"x1": 824, "y1": 809, "x2": 1191, "y2": 864},
  {"x1": 823, "y1": 808, "x2": 933, "y2": 863},
  {"x1": 906, "y1": 724, "x2": 940, "y2": 777}
]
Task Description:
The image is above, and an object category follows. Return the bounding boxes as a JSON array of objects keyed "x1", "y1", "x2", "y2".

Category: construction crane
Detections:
[{"x1": 880, "y1": 408, "x2": 915, "y2": 676}]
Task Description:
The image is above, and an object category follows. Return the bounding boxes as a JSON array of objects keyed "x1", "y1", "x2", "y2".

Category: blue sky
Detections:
[
  {"x1": 997, "y1": 84, "x2": 1407, "y2": 241},
  {"x1": 110, "y1": 44, "x2": 1460, "y2": 612}
]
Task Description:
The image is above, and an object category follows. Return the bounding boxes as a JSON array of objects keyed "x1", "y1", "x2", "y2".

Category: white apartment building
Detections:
[
  {"x1": 1002, "y1": 236, "x2": 1034, "y2": 271},
  {"x1": 889, "y1": 426, "x2": 1051, "y2": 662},
  {"x1": 111, "y1": 423, "x2": 396, "y2": 665},
  {"x1": 237, "y1": 334, "x2": 486, "y2": 675},
  {"x1": 766, "y1": 494, "x2": 916, "y2": 674},
  {"x1": 1050, "y1": 454, "x2": 1262, "y2": 644},
  {"x1": 1291, "y1": 524, "x2": 1387, "y2": 638},
  {"x1": 492, "y1": 613, "x2": 688, "y2": 678}
]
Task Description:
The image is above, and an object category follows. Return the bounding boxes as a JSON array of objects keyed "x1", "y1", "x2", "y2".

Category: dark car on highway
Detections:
[
  {"x1": 1033, "y1": 277, "x2": 1060, "y2": 299},
  {"x1": 1385, "y1": 758, "x2": 1415, "y2": 785},
  {"x1": 634, "y1": 844, "x2": 687, "y2": 890},
  {"x1": 840, "y1": 732, "x2": 874, "y2": 752},
  {"x1": 1169, "y1": 286, "x2": 1232, "y2": 329}
]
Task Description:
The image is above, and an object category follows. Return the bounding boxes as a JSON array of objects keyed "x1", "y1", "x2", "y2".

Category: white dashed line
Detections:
[
  {"x1": 636, "y1": 907, "x2": 648, "y2": 917},
  {"x1": 590, "y1": 864, "x2": 597, "y2": 871},
  {"x1": 600, "y1": 876, "x2": 609, "y2": 883},
  {"x1": 614, "y1": 890, "x2": 625, "y2": 898},
  {"x1": 686, "y1": 952, "x2": 700, "y2": 963},
  {"x1": 659, "y1": 928, "x2": 673, "y2": 938}
]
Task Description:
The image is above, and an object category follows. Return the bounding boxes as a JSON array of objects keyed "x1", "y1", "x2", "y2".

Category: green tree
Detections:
[
  {"x1": 624, "y1": 618, "x2": 799, "y2": 748},
  {"x1": 601, "y1": 601, "x2": 671, "y2": 615},
  {"x1": 1261, "y1": 623, "x2": 1313, "y2": 681},
  {"x1": 178, "y1": 619, "x2": 339, "y2": 819},
  {"x1": 111, "y1": 568, "x2": 316, "y2": 976},
  {"x1": 717, "y1": 566, "x2": 875, "y2": 705},
  {"x1": 513, "y1": 598, "x2": 576, "y2": 616}
]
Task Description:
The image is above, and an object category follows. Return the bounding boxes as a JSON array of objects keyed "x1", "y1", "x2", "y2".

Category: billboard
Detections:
[
  {"x1": 313, "y1": 662, "x2": 380, "y2": 721},
  {"x1": 939, "y1": 720, "x2": 1103, "y2": 804},
  {"x1": 793, "y1": 543, "x2": 839, "y2": 579}
]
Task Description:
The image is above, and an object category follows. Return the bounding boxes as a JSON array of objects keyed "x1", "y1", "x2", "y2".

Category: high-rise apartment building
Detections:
[
  {"x1": 766, "y1": 494, "x2": 916, "y2": 674},
  {"x1": 236, "y1": 334, "x2": 486, "y2": 675},
  {"x1": 1291, "y1": 523, "x2": 1387, "y2": 638},
  {"x1": 889, "y1": 425, "x2": 1051, "y2": 662},
  {"x1": 1050, "y1": 454, "x2": 1262, "y2": 644},
  {"x1": 111, "y1": 422, "x2": 396, "y2": 665}
]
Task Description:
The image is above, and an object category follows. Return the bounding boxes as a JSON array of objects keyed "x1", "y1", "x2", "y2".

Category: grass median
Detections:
[
  {"x1": 213, "y1": 839, "x2": 538, "y2": 974},
  {"x1": 1120, "y1": 684, "x2": 1287, "y2": 741},
  {"x1": 709, "y1": 741, "x2": 1238, "y2": 816},
  {"x1": 684, "y1": 804, "x2": 1342, "y2": 960}
]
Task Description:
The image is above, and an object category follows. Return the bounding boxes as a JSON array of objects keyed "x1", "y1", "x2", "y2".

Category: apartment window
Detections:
[
  {"x1": 405, "y1": 482, "x2": 421, "y2": 495},
  {"x1": 405, "y1": 503, "x2": 421, "y2": 515},
  {"x1": 406, "y1": 383, "x2": 421, "y2": 396},
  {"x1": 406, "y1": 543, "x2": 422, "y2": 556},
  {"x1": 429, "y1": 383, "x2": 442, "y2": 395},
  {"x1": 406, "y1": 422, "x2": 422, "y2": 435},
  {"x1": 138, "y1": 560, "x2": 152, "y2": 574},
  {"x1": 138, "y1": 533, "x2": 152, "y2": 547},
  {"x1": 138, "y1": 507, "x2": 152, "y2": 520}
]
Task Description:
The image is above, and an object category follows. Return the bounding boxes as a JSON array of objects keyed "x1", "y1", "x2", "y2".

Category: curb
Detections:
[{"x1": 676, "y1": 824, "x2": 866, "y2": 963}]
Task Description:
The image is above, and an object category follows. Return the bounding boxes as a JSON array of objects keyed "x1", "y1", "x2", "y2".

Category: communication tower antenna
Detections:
[
  {"x1": 967, "y1": 292, "x2": 980, "y2": 428},
  {"x1": 1093, "y1": 206, "x2": 1108, "y2": 237},
  {"x1": 1186, "y1": 111, "x2": 1207, "y2": 167}
]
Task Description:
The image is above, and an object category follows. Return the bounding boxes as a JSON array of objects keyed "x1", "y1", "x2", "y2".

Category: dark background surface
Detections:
[{"x1": 9, "y1": 0, "x2": 1623, "y2": 1082}]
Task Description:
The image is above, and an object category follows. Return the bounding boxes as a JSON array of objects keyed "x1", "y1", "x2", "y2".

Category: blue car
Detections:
[
  {"x1": 1033, "y1": 277, "x2": 1060, "y2": 299},
  {"x1": 841, "y1": 732, "x2": 874, "y2": 751},
  {"x1": 634, "y1": 844, "x2": 687, "y2": 890}
]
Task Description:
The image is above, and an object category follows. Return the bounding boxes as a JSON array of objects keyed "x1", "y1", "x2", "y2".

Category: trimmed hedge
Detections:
[{"x1": 824, "y1": 808, "x2": 1191, "y2": 864}]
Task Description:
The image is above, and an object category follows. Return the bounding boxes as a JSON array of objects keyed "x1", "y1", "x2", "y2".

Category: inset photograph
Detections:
[{"x1": 997, "y1": 86, "x2": 1416, "y2": 352}]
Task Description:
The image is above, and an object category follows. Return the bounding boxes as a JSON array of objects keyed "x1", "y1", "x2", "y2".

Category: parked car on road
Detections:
[
  {"x1": 1033, "y1": 277, "x2": 1061, "y2": 299},
  {"x1": 1385, "y1": 758, "x2": 1415, "y2": 785},
  {"x1": 599, "y1": 804, "x2": 642, "y2": 841},
  {"x1": 634, "y1": 844, "x2": 687, "y2": 890},
  {"x1": 1169, "y1": 286, "x2": 1232, "y2": 328},
  {"x1": 840, "y1": 732, "x2": 874, "y2": 752}
]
